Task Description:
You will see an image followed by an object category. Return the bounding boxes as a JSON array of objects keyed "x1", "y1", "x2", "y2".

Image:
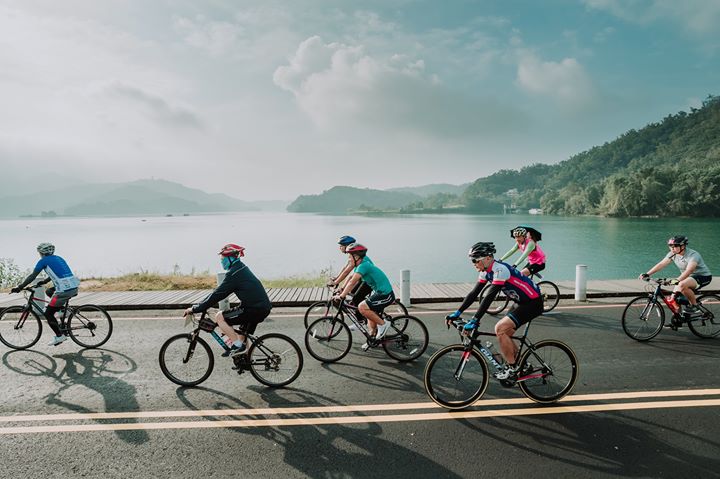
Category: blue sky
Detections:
[{"x1": 0, "y1": 0, "x2": 718, "y2": 199}]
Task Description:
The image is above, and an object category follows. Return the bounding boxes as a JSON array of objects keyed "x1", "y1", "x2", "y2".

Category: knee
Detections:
[{"x1": 214, "y1": 311, "x2": 226, "y2": 323}]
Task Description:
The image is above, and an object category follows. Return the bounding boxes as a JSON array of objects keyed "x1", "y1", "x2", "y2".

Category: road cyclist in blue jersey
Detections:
[
  {"x1": 333, "y1": 243, "x2": 394, "y2": 349},
  {"x1": 11, "y1": 242, "x2": 80, "y2": 346},
  {"x1": 184, "y1": 243, "x2": 272, "y2": 357},
  {"x1": 445, "y1": 242, "x2": 544, "y2": 380}
]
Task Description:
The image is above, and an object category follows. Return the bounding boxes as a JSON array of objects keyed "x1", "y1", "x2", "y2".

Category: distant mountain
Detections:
[
  {"x1": 287, "y1": 186, "x2": 423, "y2": 213},
  {"x1": 387, "y1": 183, "x2": 469, "y2": 197},
  {"x1": 0, "y1": 179, "x2": 287, "y2": 217}
]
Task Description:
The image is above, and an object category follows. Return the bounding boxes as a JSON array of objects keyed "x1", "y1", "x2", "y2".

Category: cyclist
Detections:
[
  {"x1": 640, "y1": 235, "x2": 712, "y2": 317},
  {"x1": 184, "y1": 243, "x2": 271, "y2": 356},
  {"x1": 333, "y1": 243, "x2": 393, "y2": 347},
  {"x1": 11, "y1": 242, "x2": 80, "y2": 346},
  {"x1": 500, "y1": 226, "x2": 546, "y2": 277},
  {"x1": 328, "y1": 235, "x2": 372, "y2": 308},
  {"x1": 446, "y1": 242, "x2": 543, "y2": 380}
]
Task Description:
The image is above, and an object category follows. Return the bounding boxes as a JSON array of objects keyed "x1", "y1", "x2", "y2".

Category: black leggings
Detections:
[{"x1": 44, "y1": 306, "x2": 64, "y2": 336}]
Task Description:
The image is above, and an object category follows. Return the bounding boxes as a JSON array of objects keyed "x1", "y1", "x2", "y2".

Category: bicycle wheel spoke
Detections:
[
  {"x1": 159, "y1": 334, "x2": 214, "y2": 386},
  {"x1": 249, "y1": 334, "x2": 303, "y2": 387},
  {"x1": 518, "y1": 340, "x2": 578, "y2": 403},
  {"x1": 621, "y1": 297, "x2": 664, "y2": 341},
  {"x1": 424, "y1": 345, "x2": 488, "y2": 410},
  {"x1": 0, "y1": 307, "x2": 42, "y2": 350},
  {"x1": 382, "y1": 316, "x2": 428, "y2": 362},
  {"x1": 305, "y1": 316, "x2": 352, "y2": 363},
  {"x1": 67, "y1": 305, "x2": 113, "y2": 348},
  {"x1": 688, "y1": 294, "x2": 720, "y2": 338}
]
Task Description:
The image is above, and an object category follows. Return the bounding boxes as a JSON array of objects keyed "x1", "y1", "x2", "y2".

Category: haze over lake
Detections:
[{"x1": 2, "y1": 213, "x2": 717, "y2": 284}]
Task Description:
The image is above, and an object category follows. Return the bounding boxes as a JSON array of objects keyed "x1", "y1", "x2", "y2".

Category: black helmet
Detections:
[
  {"x1": 468, "y1": 242, "x2": 496, "y2": 259},
  {"x1": 667, "y1": 235, "x2": 688, "y2": 246}
]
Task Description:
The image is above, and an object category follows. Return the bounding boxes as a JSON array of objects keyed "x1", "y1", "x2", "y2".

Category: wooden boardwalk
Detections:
[{"x1": 1, "y1": 278, "x2": 718, "y2": 311}]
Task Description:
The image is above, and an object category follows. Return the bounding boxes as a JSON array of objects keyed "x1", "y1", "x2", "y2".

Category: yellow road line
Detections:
[
  {"x1": 2, "y1": 388, "x2": 719, "y2": 423},
  {"x1": 1, "y1": 398, "x2": 718, "y2": 435}
]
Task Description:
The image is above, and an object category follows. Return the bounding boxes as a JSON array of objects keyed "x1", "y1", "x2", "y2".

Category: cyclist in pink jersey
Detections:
[{"x1": 500, "y1": 226, "x2": 546, "y2": 277}]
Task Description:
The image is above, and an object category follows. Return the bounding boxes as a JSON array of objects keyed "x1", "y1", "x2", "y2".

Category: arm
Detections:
[
  {"x1": 331, "y1": 259, "x2": 355, "y2": 287},
  {"x1": 677, "y1": 261, "x2": 697, "y2": 282},
  {"x1": 446, "y1": 281, "x2": 485, "y2": 319},
  {"x1": 645, "y1": 257, "x2": 672, "y2": 276},
  {"x1": 512, "y1": 240, "x2": 536, "y2": 267},
  {"x1": 471, "y1": 283, "x2": 502, "y2": 320},
  {"x1": 337, "y1": 272, "x2": 362, "y2": 298},
  {"x1": 191, "y1": 275, "x2": 235, "y2": 313},
  {"x1": 14, "y1": 269, "x2": 42, "y2": 290},
  {"x1": 499, "y1": 244, "x2": 519, "y2": 262}
]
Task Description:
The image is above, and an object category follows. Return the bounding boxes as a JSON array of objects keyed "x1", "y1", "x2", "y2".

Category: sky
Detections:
[{"x1": 0, "y1": 0, "x2": 718, "y2": 200}]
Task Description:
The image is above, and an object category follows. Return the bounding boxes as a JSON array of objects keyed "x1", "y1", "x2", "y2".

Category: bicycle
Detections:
[
  {"x1": 303, "y1": 284, "x2": 409, "y2": 329},
  {"x1": 0, "y1": 286, "x2": 113, "y2": 350},
  {"x1": 480, "y1": 271, "x2": 560, "y2": 315},
  {"x1": 159, "y1": 310, "x2": 303, "y2": 387},
  {"x1": 621, "y1": 278, "x2": 720, "y2": 341},
  {"x1": 424, "y1": 317, "x2": 578, "y2": 410},
  {"x1": 304, "y1": 297, "x2": 428, "y2": 363}
]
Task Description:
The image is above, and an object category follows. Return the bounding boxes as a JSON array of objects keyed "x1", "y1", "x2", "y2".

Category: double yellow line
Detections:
[{"x1": 1, "y1": 388, "x2": 719, "y2": 434}]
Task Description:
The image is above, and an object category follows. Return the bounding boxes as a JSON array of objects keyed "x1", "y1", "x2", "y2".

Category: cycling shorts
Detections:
[
  {"x1": 47, "y1": 288, "x2": 79, "y2": 308},
  {"x1": 223, "y1": 307, "x2": 270, "y2": 334},
  {"x1": 691, "y1": 274, "x2": 712, "y2": 290},
  {"x1": 364, "y1": 290, "x2": 395, "y2": 313},
  {"x1": 523, "y1": 263, "x2": 545, "y2": 275},
  {"x1": 507, "y1": 297, "x2": 543, "y2": 328},
  {"x1": 351, "y1": 282, "x2": 372, "y2": 306}
]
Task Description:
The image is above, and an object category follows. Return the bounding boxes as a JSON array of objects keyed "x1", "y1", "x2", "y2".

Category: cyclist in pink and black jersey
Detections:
[
  {"x1": 500, "y1": 225, "x2": 546, "y2": 276},
  {"x1": 446, "y1": 242, "x2": 543, "y2": 380}
]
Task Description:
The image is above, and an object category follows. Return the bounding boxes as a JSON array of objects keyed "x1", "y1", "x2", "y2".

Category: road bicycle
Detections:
[
  {"x1": 480, "y1": 272, "x2": 560, "y2": 315},
  {"x1": 159, "y1": 310, "x2": 303, "y2": 387},
  {"x1": 0, "y1": 286, "x2": 113, "y2": 349},
  {"x1": 304, "y1": 297, "x2": 428, "y2": 363},
  {"x1": 424, "y1": 317, "x2": 578, "y2": 410},
  {"x1": 303, "y1": 284, "x2": 409, "y2": 329},
  {"x1": 621, "y1": 278, "x2": 720, "y2": 341}
]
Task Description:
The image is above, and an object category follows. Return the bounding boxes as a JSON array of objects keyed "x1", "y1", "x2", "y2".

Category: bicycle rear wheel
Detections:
[
  {"x1": 0, "y1": 306, "x2": 42, "y2": 350},
  {"x1": 303, "y1": 300, "x2": 342, "y2": 329},
  {"x1": 382, "y1": 315, "x2": 428, "y2": 362},
  {"x1": 517, "y1": 340, "x2": 578, "y2": 403},
  {"x1": 481, "y1": 287, "x2": 509, "y2": 315},
  {"x1": 537, "y1": 281, "x2": 560, "y2": 312},
  {"x1": 621, "y1": 296, "x2": 665, "y2": 341},
  {"x1": 305, "y1": 316, "x2": 352, "y2": 363},
  {"x1": 688, "y1": 294, "x2": 720, "y2": 338},
  {"x1": 159, "y1": 333, "x2": 214, "y2": 386},
  {"x1": 66, "y1": 305, "x2": 113, "y2": 348},
  {"x1": 248, "y1": 333, "x2": 303, "y2": 387},
  {"x1": 424, "y1": 344, "x2": 489, "y2": 410}
]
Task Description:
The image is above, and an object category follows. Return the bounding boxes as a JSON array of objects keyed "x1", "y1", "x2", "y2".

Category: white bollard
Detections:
[
  {"x1": 216, "y1": 272, "x2": 230, "y2": 311},
  {"x1": 401, "y1": 269, "x2": 411, "y2": 306},
  {"x1": 575, "y1": 264, "x2": 587, "y2": 301}
]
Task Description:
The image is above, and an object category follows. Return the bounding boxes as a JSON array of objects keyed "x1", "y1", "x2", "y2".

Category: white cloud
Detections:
[
  {"x1": 515, "y1": 52, "x2": 596, "y2": 107},
  {"x1": 582, "y1": 0, "x2": 720, "y2": 34}
]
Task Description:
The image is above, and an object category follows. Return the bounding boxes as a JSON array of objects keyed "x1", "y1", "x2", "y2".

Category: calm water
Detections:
[{"x1": 0, "y1": 212, "x2": 718, "y2": 283}]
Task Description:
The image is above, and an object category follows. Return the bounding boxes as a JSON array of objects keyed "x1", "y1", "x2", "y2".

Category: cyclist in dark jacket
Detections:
[{"x1": 184, "y1": 244, "x2": 271, "y2": 356}]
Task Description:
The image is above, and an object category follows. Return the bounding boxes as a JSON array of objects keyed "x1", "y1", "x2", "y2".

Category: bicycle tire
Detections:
[
  {"x1": 424, "y1": 344, "x2": 489, "y2": 410},
  {"x1": 0, "y1": 306, "x2": 43, "y2": 350},
  {"x1": 248, "y1": 333, "x2": 304, "y2": 387},
  {"x1": 159, "y1": 333, "x2": 214, "y2": 386},
  {"x1": 621, "y1": 296, "x2": 665, "y2": 341},
  {"x1": 688, "y1": 294, "x2": 720, "y2": 338},
  {"x1": 303, "y1": 300, "x2": 342, "y2": 329},
  {"x1": 481, "y1": 287, "x2": 509, "y2": 315},
  {"x1": 537, "y1": 281, "x2": 560, "y2": 313},
  {"x1": 305, "y1": 316, "x2": 352, "y2": 363},
  {"x1": 382, "y1": 315, "x2": 428, "y2": 362},
  {"x1": 517, "y1": 339, "x2": 578, "y2": 403},
  {"x1": 66, "y1": 304, "x2": 113, "y2": 348}
]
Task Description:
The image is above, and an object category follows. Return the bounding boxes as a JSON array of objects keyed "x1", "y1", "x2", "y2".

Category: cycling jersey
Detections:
[
  {"x1": 353, "y1": 257, "x2": 393, "y2": 295},
  {"x1": 501, "y1": 240, "x2": 546, "y2": 266},
  {"x1": 192, "y1": 260, "x2": 271, "y2": 314},
  {"x1": 478, "y1": 260, "x2": 540, "y2": 303},
  {"x1": 28, "y1": 255, "x2": 80, "y2": 292},
  {"x1": 665, "y1": 248, "x2": 712, "y2": 276}
]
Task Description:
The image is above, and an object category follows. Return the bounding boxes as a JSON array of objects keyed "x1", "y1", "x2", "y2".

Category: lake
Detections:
[{"x1": 1, "y1": 212, "x2": 718, "y2": 283}]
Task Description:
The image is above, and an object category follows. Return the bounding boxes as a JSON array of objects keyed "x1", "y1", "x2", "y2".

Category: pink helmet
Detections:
[
  {"x1": 346, "y1": 243, "x2": 368, "y2": 255},
  {"x1": 218, "y1": 243, "x2": 245, "y2": 257}
]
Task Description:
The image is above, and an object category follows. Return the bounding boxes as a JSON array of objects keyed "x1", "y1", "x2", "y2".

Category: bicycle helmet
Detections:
[
  {"x1": 338, "y1": 235, "x2": 356, "y2": 246},
  {"x1": 511, "y1": 227, "x2": 527, "y2": 238},
  {"x1": 346, "y1": 243, "x2": 368, "y2": 256},
  {"x1": 37, "y1": 242, "x2": 55, "y2": 255},
  {"x1": 667, "y1": 235, "x2": 688, "y2": 246},
  {"x1": 468, "y1": 242, "x2": 496, "y2": 259},
  {"x1": 218, "y1": 243, "x2": 245, "y2": 257}
]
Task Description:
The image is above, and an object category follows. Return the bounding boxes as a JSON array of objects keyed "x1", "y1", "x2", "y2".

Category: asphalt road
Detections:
[{"x1": 1, "y1": 301, "x2": 719, "y2": 479}]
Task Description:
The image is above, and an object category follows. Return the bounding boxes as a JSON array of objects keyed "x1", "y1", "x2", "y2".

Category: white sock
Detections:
[{"x1": 232, "y1": 340, "x2": 244, "y2": 348}]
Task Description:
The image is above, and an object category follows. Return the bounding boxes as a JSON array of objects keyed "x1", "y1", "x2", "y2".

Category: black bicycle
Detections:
[
  {"x1": 303, "y1": 284, "x2": 409, "y2": 329},
  {"x1": 424, "y1": 317, "x2": 578, "y2": 410},
  {"x1": 480, "y1": 272, "x2": 560, "y2": 315},
  {"x1": 0, "y1": 286, "x2": 113, "y2": 349},
  {"x1": 304, "y1": 298, "x2": 428, "y2": 363},
  {"x1": 159, "y1": 311, "x2": 303, "y2": 387},
  {"x1": 621, "y1": 278, "x2": 720, "y2": 341}
]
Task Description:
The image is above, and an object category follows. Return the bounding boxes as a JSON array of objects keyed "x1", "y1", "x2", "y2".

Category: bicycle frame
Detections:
[{"x1": 19, "y1": 287, "x2": 71, "y2": 327}]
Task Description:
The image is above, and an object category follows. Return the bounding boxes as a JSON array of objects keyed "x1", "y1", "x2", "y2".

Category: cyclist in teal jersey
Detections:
[
  {"x1": 328, "y1": 236, "x2": 372, "y2": 306},
  {"x1": 333, "y1": 244, "x2": 393, "y2": 341}
]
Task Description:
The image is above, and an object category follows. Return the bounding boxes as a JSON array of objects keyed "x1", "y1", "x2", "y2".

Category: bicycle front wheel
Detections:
[
  {"x1": 159, "y1": 333, "x2": 214, "y2": 386},
  {"x1": 382, "y1": 315, "x2": 428, "y2": 362},
  {"x1": 688, "y1": 294, "x2": 720, "y2": 338},
  {"x1": 518, "y1": 340, "x2": 578, "y2": 403},
  {"x1": 621, "y1": 296, "x2": 665, "y2": 341},
  {"x1": 248, "y1": 333, "x2": 303, "y2": 387},
  {"x1": 424, "y1": 344, "x2": 489, "y2": 410},
  {"x1": 67, "y1": 305, "x2": 113, "y2": 348},
  {"x1": 303, "y1": 300, "x2": 342, "y2": 329},
  {"x1": 0, "y1": 306, "x2": 42, "y2": 350},
  {"x1": 538, "y1": 281, "x2": 560, "y2": 313},
  {"x1": 305, "y1": 316, "x2": 352, "y2": 363}
]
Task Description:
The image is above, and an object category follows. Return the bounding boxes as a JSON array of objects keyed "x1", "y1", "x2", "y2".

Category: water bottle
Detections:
[
  {"x1": 667, "y1": 295, "x2": 680, "y2": 314},
  {"x1": 485, "y1": 341, "x2": 505, "y2": 369},
  {"x1": 221, "y1": 334, "x2": 233, "y2": 347}
]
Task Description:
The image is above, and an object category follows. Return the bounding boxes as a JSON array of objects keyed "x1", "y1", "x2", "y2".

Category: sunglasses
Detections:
[
  {"x1": 668, "y1": 244, "x2": 682, "y2": 248},
  {"x1": 470, "y1": 257, "x2": 484, "y2": 264}
]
